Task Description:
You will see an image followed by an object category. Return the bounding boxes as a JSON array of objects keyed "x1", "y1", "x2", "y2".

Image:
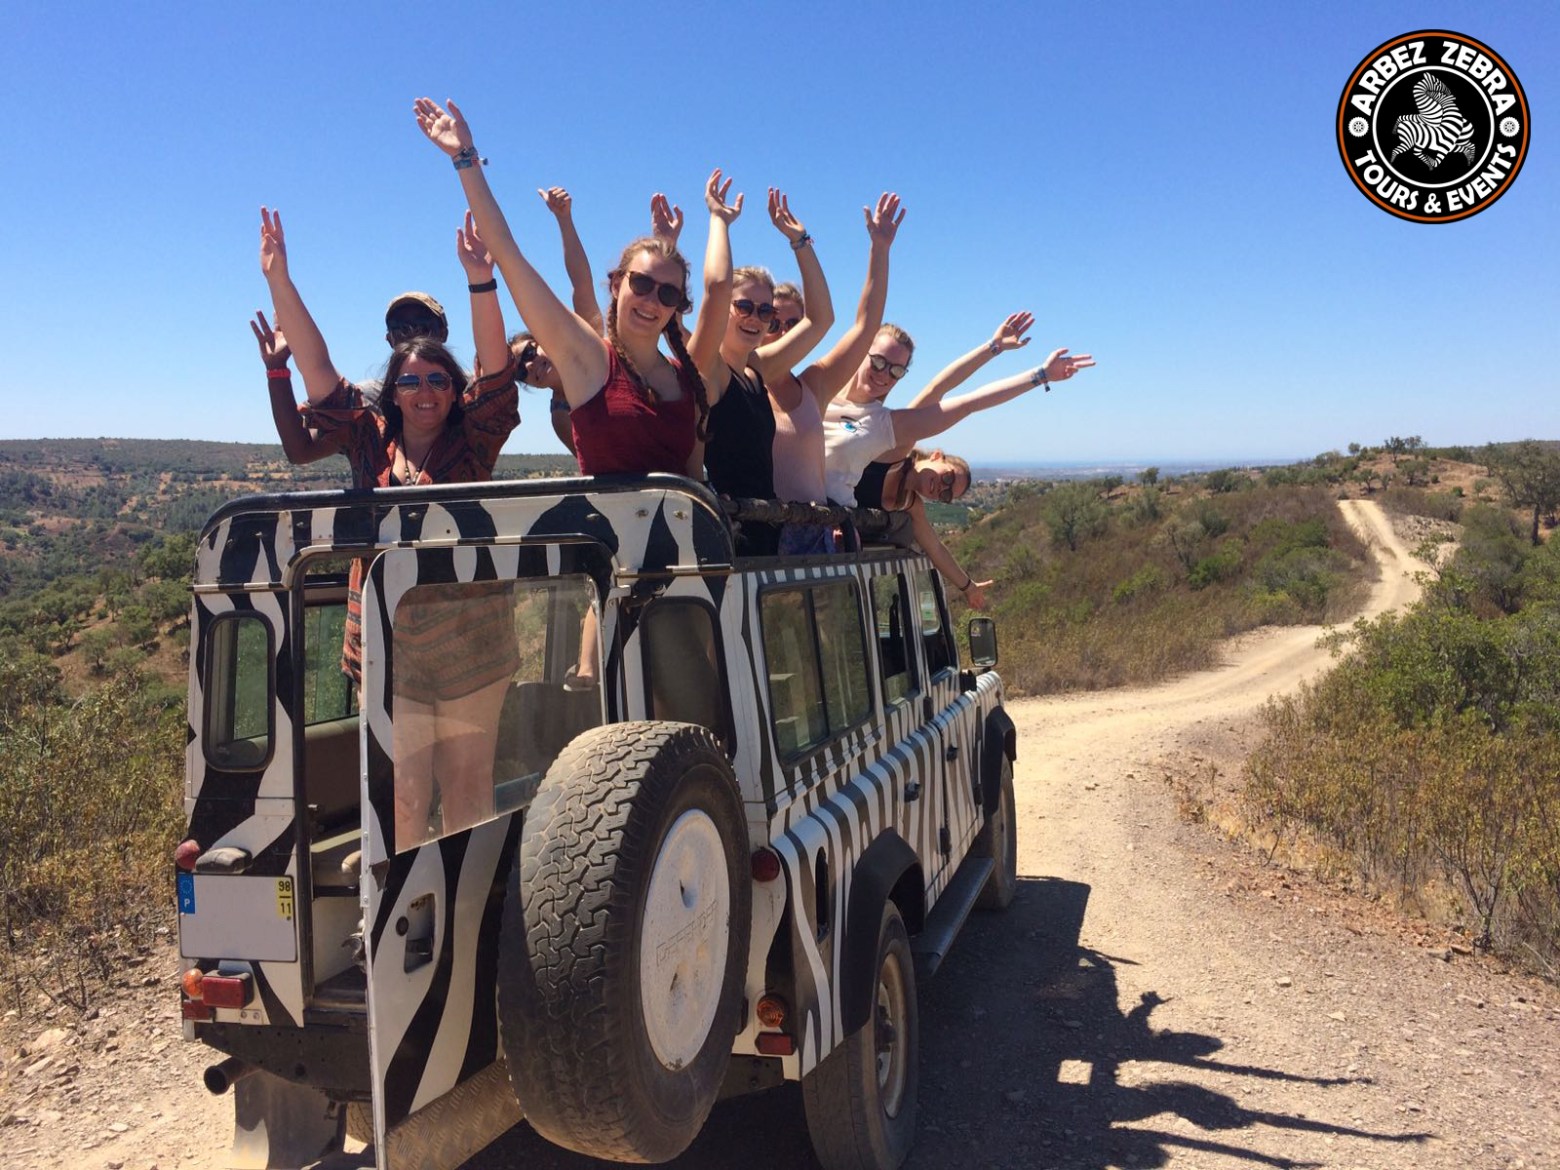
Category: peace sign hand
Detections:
[{"x1": 250, "y1": 310, "x2": 290, "y2": 371}]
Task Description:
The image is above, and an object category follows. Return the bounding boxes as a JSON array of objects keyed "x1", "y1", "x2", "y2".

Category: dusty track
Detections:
[{"x1": 6, "y1": 501, "x2": 1555, "y2": 1169}]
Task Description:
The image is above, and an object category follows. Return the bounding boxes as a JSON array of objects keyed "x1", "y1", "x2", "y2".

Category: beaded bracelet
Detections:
[{"x1": 790, "y1": 232, "x2": 813, "y2": 251}]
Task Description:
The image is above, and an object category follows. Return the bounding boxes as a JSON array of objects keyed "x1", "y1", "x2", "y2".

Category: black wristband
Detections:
[{"x1": 468, "y1": 278, "x2": 498, "y2": 294}]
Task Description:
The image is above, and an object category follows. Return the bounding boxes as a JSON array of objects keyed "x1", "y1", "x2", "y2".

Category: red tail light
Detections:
[
  {"x1": 175, "y1": 839, "x2": 202, "y2": 872},
  {"x1": 755, "y1": 1032, "x2": 795, "y2": 1056},
  {"x1": 200, "y1": 972, "x2": 254, "y2": 1009},
  {"x1": 751, "y1": 848, "x2": 782, "y2": 882}
]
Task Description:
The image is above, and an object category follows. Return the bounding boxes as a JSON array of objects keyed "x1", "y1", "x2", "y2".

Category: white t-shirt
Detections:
[{"x1": 822, "y1": 397, "x2": 896, "y2": 506}]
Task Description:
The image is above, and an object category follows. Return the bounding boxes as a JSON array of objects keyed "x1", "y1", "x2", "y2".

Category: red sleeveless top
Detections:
[{"x1": 571, "y1": 343, "x2": 697, "y2": 475}]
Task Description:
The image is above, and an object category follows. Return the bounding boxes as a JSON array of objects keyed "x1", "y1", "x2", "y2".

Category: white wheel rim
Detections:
[
  {"x1": 640, "y1": 809, "x2": 731, "y2": 1070},
  {"x1": 875, "y1": 949, "x2": 909, "y2": 1117}
]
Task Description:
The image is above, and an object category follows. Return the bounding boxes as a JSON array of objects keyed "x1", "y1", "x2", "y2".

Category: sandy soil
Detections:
[{"x1": 4, "y1": 500, "x2": 1556, "y2": 1170}]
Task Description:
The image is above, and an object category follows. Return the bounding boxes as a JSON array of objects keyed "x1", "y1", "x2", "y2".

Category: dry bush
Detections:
[{"x1": 955, "y1": 483, "x2": 1373, "y2": 694}]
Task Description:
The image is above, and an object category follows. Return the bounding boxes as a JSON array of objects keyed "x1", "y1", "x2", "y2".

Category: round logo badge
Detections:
[{"x1": 1337, "y1": 30, "x2": 1529, "y2": 223}]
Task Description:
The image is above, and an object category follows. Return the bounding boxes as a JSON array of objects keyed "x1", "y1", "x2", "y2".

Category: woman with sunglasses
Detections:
[
  {"x1": 519, "y1": 189, "x2": 689, "y2": 455},
  {"x1": 869, "y1": 448, "x2": 995, "y2": 609},
  {"x1": 259, "y1": 206, "x2": 522, "y2": 844},
  {"x1": 697, "y1": 188, "x2": 834, "y2": 554},
  {"x1": 416, "y1": 97, "x2": 733, "y2": 480},
  {"x1": 823, "y1": 324, "x2": 1094, "y2": 506}
]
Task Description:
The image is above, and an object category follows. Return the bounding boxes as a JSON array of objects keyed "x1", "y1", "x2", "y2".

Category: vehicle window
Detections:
[
  {"x1": 913, "y1": 567, "x2": 956, "y2": 678},
  {"x1": 870, "y1": 573, "x2": 918, "y2": 707},
  {"x1": 302, "y1": 602, "x2": 354, "y2": 725},
  {"x1": 391, "y1": 574, "x2": 599, "y2": 850},
  {"x1": 761, "y1": 580, "x2": 870, "y2": 760},
  {"x1": 204, "y1": 613, "x2": 271, "y2": 770},
  {"x1": 643, "y1": 601, "x2": 730, "y2": 748}
]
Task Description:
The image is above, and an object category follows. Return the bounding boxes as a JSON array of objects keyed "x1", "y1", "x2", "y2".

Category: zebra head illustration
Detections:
[{"x1": 1389, "y1": 72, "x2": 1479, "y2": 170}]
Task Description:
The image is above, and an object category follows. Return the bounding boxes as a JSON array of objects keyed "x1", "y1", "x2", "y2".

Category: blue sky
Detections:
[{"x1": 1, "y1": 1, "x2": 1553, "y2": 463}]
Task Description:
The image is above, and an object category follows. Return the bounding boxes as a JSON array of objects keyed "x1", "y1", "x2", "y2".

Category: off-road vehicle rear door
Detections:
[{"x1": 357, "y1": 540, "x2": 606, "y2": 1161}]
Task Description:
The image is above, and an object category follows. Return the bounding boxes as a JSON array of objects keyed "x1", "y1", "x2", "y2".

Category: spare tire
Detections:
[{"x1": 498, "y1": 721, "x2": 750, "y2": 1162}]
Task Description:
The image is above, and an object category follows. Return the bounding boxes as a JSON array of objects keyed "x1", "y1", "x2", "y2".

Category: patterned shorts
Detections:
[{"x1": 391, "y1": 583, "x2": 521, "y2": 702}]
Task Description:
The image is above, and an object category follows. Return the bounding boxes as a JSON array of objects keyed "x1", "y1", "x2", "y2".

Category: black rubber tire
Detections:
[
  {"x1": 801, "y1": 901, "x2": 919, "y2": 1170},
  {"x1": 973, "y1": 754, "x2": 1017, "y2": 910},
  {"x1": 497, "y1": 721, "x2": 750, "y2": 1163}
]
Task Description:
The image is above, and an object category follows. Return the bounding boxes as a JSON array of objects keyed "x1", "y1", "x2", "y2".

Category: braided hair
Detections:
[{"x1": 606, "y1": 237, "x2": 711, "y2": 443}]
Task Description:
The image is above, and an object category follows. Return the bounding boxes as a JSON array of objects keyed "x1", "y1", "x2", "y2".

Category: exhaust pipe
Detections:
[{"x1": 203, "y1": 1056, "x2": 256, "y2": 1095}]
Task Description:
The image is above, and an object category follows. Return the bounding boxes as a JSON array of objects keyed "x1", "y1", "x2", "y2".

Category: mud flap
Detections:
[{"x1": 232, "y1": 1069, "x2": 344, "y2": 1169}]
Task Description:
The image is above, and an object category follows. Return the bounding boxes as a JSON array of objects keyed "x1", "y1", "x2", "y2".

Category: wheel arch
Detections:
[
  {"x1": 839, "y1": 831, "x2": 922, "y2": 1037},
  {"x1": 981, "y1": 707, "x2": 1017, "y2": 817}
]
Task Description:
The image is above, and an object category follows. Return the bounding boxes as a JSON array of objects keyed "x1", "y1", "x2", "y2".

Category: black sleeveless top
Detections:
[
  {"x1": 854, "y1": 455, "x2": 914, "y2": 510},
  {"x1": 704, "y1": 365, "x2": 775, "y2": 501}
]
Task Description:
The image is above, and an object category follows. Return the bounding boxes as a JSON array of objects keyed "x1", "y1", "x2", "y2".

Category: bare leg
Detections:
[
  {"x1": 392, "y1": 697, "x2": 439, "y2": 849},
  {"x1": 430, "y1": 677, "x2": 511, "y2": 834}
]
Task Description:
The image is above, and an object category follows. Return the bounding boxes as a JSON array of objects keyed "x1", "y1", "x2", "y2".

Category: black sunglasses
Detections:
[
  {"x1": 935, "y1": 470, "x2": 962, "y2": 503},
  {"x1": 515, "y1": 339, "x2": 538, "y2": 384},
  {"x1": 624, "y1": 270, "x2": 686, "y2": 310},
  {"x1": 733, "y1": 298, "x2": 775, "y2": 322},
  {"x1": 868, "y1": 353, "x2": 910, "y2": 380}
]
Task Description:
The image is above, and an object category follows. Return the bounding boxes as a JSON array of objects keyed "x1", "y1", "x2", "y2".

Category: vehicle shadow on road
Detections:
[
  {"x1": 464, "y1": 876, "x2": 1429, "y2": 1169},
  {"x1": 910, "y1": 875, "x2": 1431, "y2": 1169}
]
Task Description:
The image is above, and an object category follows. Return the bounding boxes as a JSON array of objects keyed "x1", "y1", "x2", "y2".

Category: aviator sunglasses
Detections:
[
  {"x1": 623, "y1": 270, "x2": 688, "y2": 310},
  {"x1": 868, "y1": 353, "x2": 910, "y2": 380},
  {"x1": 732, "y1": 298, "x2": 775, "y2": 322},
  {"x1": 393, "y1": 371, "x2": 454, "y2": 393}
]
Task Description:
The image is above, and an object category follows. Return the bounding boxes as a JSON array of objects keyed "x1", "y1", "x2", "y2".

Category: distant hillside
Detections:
[{"x1": 0, "y1": 438, "x2": 577, "y2": 601}]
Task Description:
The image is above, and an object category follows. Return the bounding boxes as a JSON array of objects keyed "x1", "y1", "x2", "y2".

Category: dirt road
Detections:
[{"x1": 7, "y1": 501, "x2": 1556, "y2": 1169}]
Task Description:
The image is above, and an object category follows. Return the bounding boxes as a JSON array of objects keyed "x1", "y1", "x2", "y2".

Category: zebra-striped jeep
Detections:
[{"x1": 177, "y1": 474, "x2": 1017, "y2": 1170}]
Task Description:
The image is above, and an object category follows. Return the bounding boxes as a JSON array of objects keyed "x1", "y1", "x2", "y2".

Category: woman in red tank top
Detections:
[{"x1": 414, "y1": 97, "x2": 743, "y2": 480}]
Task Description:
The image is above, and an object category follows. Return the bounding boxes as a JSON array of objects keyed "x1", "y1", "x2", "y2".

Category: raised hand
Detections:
[
  {"x1": 538, "y1": 187, "x2": 573, "y2": 219},
  {"x1": 455, "y1": 209, "x2": 495, "y2": 280},
  {"x1": 863, "y1": 192, "x2": 905, "y2": 247},
  {"x1": 250, "y1": 310, "x2": 290, "y2": 370},
  {"x1": 413, "y1": 96, "x2": 474, "y2": 157},
  {"x1": 650, "y1": 193, "x2": 684, "y2": 246},
  {"x1": 705, "y1": 168, "x2": 744, "y2": 225},
  {"x1": 1041, "y1": 348, "x2": 1097, "y2": 384},
  {"x1": 991, "y1": 312, "x2": 1035, "y2": 353},
  {"x1": 767, "y1": 188, "x2": 806, "y2": 244},
  {"x1": 258, "y1": 207, "x2": 288, "y2": 279}
]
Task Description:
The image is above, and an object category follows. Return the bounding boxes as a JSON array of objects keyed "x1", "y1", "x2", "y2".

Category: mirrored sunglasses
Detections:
[
  {"x1": 394, "y1": 371, "x2": 454, "y2": 393},
  {"x1": 868, "y1": 353, "x2": 909, "y2": 380}
]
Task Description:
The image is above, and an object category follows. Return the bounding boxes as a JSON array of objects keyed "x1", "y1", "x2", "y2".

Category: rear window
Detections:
[{"x1": 203, "y1": 612, "x2": 272, "y2": 770}]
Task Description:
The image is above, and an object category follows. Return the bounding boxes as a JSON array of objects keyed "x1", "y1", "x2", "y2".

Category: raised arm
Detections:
[
  {"x1": 753, "y1": 189, "x2": 834, "y2": 382},
  {"x1": 686, "y1": 168, "x2": 741, "y2": 388},
  {"x1": 650, "y1": 192, "x2": 684, "y2": 252},
  {"x1": 456, "y1": 210, "x2": 510, "y2": 376},
  {"x1": 907, "y1": 496, "x2": 993, "y2": 610},
  {"x1": 903, "y1": 312, "x2": 1033, "y2": 410},
  {"x1": 251, "y1": 311, "x2": 339, "y2": 464},
  {"x1": 801, "y1": 192, "x2": 904, "y2": 408},
  {"x1": 257, "y1": 207, "x2": 342, "y2": 404},
  {"x1": 887, "y1": 348, "x2": 1095, "y2": 451},
  {"x1": 414, "y1": 97, "x2": 604, "y2": 407},
  {"x1": 539, "y1": 186, "x2": 604, "y2": 336}
]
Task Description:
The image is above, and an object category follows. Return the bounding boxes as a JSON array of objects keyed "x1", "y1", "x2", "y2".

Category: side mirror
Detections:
[{"x1": 967, "y1": 617, "x2": 998, "y2": 670}]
